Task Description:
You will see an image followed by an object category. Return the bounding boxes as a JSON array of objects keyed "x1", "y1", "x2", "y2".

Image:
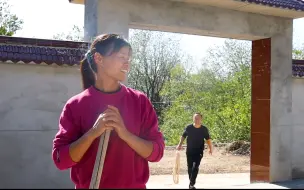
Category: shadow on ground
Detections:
[{"x1": 274, "y1": 179, "x2": 304, "y2": 189}]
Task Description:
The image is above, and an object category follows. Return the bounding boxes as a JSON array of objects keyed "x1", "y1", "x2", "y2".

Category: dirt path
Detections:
[{"x1": 149, "y1": 147, "x2": 250, "y2": 175}]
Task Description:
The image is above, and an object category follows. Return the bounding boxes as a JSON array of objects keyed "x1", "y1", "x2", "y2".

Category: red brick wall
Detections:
[{"x1": 251, "y1": 38, "x2": 271, "y2": 182}]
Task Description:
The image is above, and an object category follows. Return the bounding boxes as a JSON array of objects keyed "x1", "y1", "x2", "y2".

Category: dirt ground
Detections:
[{"x1": 149, "y1": 146, "x2": 250, "y2": 175}]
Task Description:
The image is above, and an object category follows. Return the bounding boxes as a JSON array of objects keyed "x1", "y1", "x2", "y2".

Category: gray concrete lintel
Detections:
[{"x1": 85, "y1": 0, "x2": 292, "y2": 41}]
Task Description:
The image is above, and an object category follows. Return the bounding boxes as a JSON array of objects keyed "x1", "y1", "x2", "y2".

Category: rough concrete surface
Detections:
[{"x1": 147, "y1": 173, "x2": 304, "y2": 189}]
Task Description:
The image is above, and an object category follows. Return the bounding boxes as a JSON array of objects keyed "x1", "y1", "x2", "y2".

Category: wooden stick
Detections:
[
  {"x1": 89, "y1": 130, "x2": 111, "y2": 189},
  {"x1": 89, "y1": 114, "x2": 111, "y2": 189},
  {"x1": 172, "y1": 150, "x2": 180, "y2": 184}
]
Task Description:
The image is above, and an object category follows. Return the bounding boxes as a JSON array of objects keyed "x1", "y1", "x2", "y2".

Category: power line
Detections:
[{"x1": 151, "y1": 97, "x2": 204, "y2": 104}]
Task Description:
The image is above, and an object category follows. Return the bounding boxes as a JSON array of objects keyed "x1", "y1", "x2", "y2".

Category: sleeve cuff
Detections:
[
  {"x1": 146, "y1": 141, "x2": 161, "y2": 162},
  {"x1": 57, "y1": 145, "x2": 78, "y2": 169}
]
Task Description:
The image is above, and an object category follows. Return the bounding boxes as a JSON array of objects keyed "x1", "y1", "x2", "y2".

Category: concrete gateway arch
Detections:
[{"x1": 69, "y1": 0, "x2": 304, "y2": 184}]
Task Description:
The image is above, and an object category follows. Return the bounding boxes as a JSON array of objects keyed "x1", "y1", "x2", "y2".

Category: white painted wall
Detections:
[
  {"x1": 0, "y1": 63, "x2": 81, "y2": 188},
  {"x1": 292, "y1": 78, "x2": 304, "y2": 179}
]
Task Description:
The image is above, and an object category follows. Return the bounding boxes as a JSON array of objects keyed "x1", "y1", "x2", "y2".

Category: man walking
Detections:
[{"x1": 176, "y1": 113, "x2": 212, "y2": 189}]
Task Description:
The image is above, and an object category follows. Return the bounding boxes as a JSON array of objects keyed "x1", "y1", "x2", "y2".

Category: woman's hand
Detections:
[
  {"x1": 87, "y1": 112, "x2": 113, "y2": 140},
  {"x1": 176, "y1": 144, "x2": 183, "y2": 151},
  {"x1": 103, "y1": 105, "x2": 130, "y2": 140}
]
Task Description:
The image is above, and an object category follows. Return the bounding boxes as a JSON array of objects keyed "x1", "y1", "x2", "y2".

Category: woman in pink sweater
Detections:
[{"x1": 52, "y1": 34, "x2": 165, "y2": 189}]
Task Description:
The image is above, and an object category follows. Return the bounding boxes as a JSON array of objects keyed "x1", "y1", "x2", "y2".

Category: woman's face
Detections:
[{"x1": 95, "y1": 46, "x2": 132, "y2": 82}]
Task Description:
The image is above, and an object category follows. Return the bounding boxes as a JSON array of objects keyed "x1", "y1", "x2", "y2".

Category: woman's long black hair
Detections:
[{"x1": 80, "y1": 34, "x2": 132, "y2": 90}]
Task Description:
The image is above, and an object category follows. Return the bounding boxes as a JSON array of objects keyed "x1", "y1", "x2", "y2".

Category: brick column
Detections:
[
  {"x1": 252, "y1": 25, "x2": 294, "y2": 183},
  {"x1": 250, "y1": 38, "x2": 271, "y2": 182}
]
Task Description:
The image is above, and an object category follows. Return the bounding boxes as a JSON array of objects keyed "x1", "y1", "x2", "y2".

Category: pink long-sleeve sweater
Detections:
[{"x1": 52, "y1": 84, "x2": 165, "y2": 189}]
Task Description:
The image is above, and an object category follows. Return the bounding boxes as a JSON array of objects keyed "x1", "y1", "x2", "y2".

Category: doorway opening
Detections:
[{"x1": 128, "y1": 28, "x2": 253, "y2": 188}]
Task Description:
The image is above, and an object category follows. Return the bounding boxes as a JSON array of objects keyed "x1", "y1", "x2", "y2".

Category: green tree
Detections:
[
  {"x1": 0, "y1": 0, "x2": 23, "y2": 36},
  {"x1": 53, "y1": 25, "x2": 84, "y2": 41},
  {"x1": 128, "y1": 29, "x2": 191, "y2": 118},
  {"x1": 293, "y1": 48, "x2": 304, "y2": 59},
  {"x1": 161, "y1": 40, "x2": 252, "y2": 145}
]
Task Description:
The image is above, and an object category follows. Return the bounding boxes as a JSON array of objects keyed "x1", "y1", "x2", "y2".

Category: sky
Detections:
[{"x1": 8, "y1": 0, "x2": 304, "y2": 67}]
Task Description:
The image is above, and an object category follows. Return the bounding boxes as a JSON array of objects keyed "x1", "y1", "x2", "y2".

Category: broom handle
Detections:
[{"x1": 89, "y1": 114, "x2": 111, "y2": 189}]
